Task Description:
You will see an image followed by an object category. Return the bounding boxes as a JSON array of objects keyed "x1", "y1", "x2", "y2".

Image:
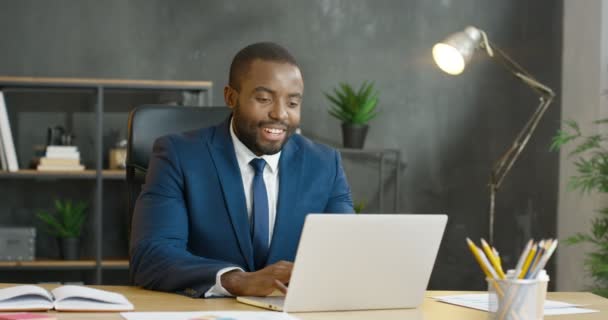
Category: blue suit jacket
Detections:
[{"x1": 129, "y1": 117, "x2": 354, "y2": 297}]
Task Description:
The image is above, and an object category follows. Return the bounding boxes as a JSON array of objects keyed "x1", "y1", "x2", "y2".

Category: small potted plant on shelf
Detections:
[
  {"x1": 325, "y1": 81, "x2": 380, "y2": 149},
  {"x1": 550, "y1": 119, "x2": 608, "y2": 297},
  {"x1": 37, "y1": 199, "x2": 88, "y2": 260}
]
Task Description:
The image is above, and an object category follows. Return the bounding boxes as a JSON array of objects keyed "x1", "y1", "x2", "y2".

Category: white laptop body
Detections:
[{"x1": 237, "y1": 213, "x2": 448, "y2": 312}]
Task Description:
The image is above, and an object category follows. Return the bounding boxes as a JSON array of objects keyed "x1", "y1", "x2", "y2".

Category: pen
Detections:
[
  {"x1": 530, "y1": 239, "x2": 558, "y2": 279},
  {"x1": 524, "y1": 240, "x2": 546, "y2": 279}
]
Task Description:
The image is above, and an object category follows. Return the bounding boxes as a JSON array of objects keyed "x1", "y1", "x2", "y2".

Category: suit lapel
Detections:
[
  {"x1": 207, "y1": 118, "x2": 255, "y2": 271},
  {"x1": 266, "y1": 137, "x2": 302, "y2": 263}
]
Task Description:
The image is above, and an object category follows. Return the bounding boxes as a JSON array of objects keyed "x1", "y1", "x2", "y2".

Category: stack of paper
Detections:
[
  {"x1": 434, "y1": 293, "x2": 599, "y2": 315},
  {"x1": 37, "y1": 146, "x2": 84, "y2": 171}
]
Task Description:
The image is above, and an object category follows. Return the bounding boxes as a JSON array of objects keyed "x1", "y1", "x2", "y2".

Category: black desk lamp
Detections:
[{"x1": 432, "y1": 26, "x2": 555, "y2": 243}]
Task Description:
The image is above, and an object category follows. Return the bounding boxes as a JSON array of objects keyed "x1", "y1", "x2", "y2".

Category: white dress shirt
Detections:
[{"x1": 204, "y1": 119, "x2": 281, "y2": 297}]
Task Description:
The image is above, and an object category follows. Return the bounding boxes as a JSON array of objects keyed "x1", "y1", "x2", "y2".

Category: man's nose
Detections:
[{"x1": 269, "y1": 102, "x2": 288, "y2": 120}]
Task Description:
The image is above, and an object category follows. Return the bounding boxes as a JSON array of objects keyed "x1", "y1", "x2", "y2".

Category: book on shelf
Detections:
[
  {"x1": 39, "y1": 158, "x2": 80, "y2": 166},
  {"x1": 0, "y1": 91, "x2": 18, "y2": 172},
  {"x1": 45, "y1": 146, "x2": 78, "y2": 153},
  {"x1": 37, "y1": 145, "x2": 84, "y2": 171},
  {"x1": 44, "y1": 152, "x2": 80, "y2": 160},
  {"x1": 44, "y1": 149, "x2": 80, "y2": 160},
  {"x1": 0, "y1": 285, "x2": 134, "y2": 312},
  {"x1": 36, "y1": 164, "x2": 85, "y2": 172},
  {"x1": 0, "y1": 133, "x2": 7, "y2": 170}
]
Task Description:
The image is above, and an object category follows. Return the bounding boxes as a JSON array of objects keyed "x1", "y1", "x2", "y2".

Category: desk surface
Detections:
[{"x1": 1, "y1": 284, "x2": 606, "y2": 320}]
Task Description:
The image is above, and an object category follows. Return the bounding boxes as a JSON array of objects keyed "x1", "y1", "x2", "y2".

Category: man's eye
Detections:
[
  {"x1": 289, "y1": 102, "x2": 300, "y2": 108},
  {"x1": 256, "y1": 97, "x2": 270, "y2": 103}
]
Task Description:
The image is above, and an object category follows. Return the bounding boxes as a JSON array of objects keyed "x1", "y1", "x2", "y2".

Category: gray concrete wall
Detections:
[
  {"x1": 558, "y1": 0, "x2": 608, "y2": 291},
  {"x1": 0, "y1": 0, "x2": 562, "y2": 288}
]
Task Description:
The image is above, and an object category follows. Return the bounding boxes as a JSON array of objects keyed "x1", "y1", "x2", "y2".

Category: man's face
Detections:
[{"x1": 225, "y1": 59, "x2": 303, "y2": 156}]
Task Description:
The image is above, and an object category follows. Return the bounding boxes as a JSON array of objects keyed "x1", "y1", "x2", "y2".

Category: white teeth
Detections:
[{"x1": 264, "y1": 128, "x2": 283, "y2": 134}]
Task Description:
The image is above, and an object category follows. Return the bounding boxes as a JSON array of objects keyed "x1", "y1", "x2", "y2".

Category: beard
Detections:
[{"x1": 232, "y1": 104, "x2": 297, "y2": 156}]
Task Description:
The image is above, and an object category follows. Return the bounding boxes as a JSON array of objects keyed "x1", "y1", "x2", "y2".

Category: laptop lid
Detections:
[{"x1": 282, "y1": 213, "x2": 447, "y2": 312}]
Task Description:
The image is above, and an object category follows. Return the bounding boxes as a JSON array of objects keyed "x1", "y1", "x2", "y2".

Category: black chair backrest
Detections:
[{"x1": 126, "y1": 105, "x2": 231, "y2": 230}]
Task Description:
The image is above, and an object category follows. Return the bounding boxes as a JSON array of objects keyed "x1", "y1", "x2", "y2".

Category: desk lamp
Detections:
[{"x1": 432, "y1": 26, "x2": 555, "y2": 243}]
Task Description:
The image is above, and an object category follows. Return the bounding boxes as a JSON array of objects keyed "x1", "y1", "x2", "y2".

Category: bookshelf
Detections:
[
  {"x1": 0, "y1": 169, "x2": 125, "y2": 180},
  {"x1": 0, "y1": 259, "x2": 129, "y2": 270},
  {"x1": 0, "y1": 76, "x2": 212, "y2": 284}
]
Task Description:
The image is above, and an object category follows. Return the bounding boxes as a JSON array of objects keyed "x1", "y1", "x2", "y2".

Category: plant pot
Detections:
[
  {"x1": 341, "y1": 123, "x2": 369, "y2": 149},
  {"x1": 59, "y1": 237, "x2": 80, "y2": 260}
]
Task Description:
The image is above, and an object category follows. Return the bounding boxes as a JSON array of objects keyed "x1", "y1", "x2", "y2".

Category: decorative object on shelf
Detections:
[
  {"x1": 37, "y1": 145, "x2": 84, "y2": 171},
  {"x1": 432, "y1": 26, "x2": 555, "y2": 244},
  {"x1": 46, "y1": 125, "x2": 76, "y2": 146},
  {"x1": 109, "y1": 139, "x2": 127, "y2": 170},
  {"x1": 325, "y1": 81, "x2": 379, "y2": 149},
  {"x1": 36, "y1": 199, "x2": 88, "y2": 260},
  {"x1": 0, "y1": 227, "x2": 36, "y2": 261},
  {"x1": 550, "y1": 119, "x2": 608, "y2": 297}
]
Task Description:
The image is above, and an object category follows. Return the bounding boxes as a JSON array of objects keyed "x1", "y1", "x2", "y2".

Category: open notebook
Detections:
[{"x1": 0, "y1": 285, "x2": 134, "y2": 312}]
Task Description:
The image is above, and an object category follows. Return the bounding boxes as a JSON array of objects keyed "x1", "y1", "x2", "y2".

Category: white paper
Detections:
[
  {"x1": 0, "y1": 285, "x2": 53, "y2": 311},
  {"x1": 434, "y1": 293, "x2": 599, "y2": 315},
  {"x1": 0, "y1": 284, "x2": 133, "y2": 311},
  {"x1": 121, "y1": 311, "x2": 299, "y2": 320},
  {"x1": 52, "y1": 285, "x2": 134, "y2": 311}
]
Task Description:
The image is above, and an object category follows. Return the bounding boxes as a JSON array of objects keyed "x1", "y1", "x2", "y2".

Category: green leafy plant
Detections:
[
  {"x1": 354, "y1": 200, "x2": 366, "y2": 214},
  {"x1": 37, "y1": 199, "x2": 88, "y2": 238},
  {"x1": 551, "y1": 119, "x2": 608, "y2": 297},
  {"x1": 325, "y1": 81, "x2": 379, "y2": 125}
]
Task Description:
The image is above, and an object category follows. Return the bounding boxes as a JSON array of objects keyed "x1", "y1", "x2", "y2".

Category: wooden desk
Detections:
[{"x1": 1, "y1": 284, "x2": 606, "y2": 319}]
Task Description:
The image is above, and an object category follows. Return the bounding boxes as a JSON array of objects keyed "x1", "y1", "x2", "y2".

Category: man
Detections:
[{"x1": 130, "y1": 42, "x2": 354, "y2": 298}]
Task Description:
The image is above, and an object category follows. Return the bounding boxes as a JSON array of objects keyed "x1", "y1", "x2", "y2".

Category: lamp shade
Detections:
[{"x1": 432, "y1": 26, "x2": 483, "y2": 75}]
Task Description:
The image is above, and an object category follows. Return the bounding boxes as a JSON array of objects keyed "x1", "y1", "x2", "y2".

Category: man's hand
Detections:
[{"x1": 221, "y1": 260, "x2": 293, "y2": 296}]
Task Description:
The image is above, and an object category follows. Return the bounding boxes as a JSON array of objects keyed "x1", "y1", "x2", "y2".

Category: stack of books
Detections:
[{"x1": 37, "y1": 145, "x2": 85, "y2": 171}]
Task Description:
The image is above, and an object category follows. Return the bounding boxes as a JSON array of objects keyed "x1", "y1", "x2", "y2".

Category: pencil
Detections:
[
  {"x1": 481, "y1": 238, "x2": 506, "y2": 279},
  {"x1": 518, "y1": 244, "x2": 537, "y2": 279}
]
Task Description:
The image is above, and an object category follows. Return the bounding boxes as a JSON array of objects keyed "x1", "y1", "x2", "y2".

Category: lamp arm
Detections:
[
  {"x1": 482, "y1": 41, "x2": 555, "y2": 243},
  {"x1": 486, "y1": 43, "x2": 555, "y2": 97}
]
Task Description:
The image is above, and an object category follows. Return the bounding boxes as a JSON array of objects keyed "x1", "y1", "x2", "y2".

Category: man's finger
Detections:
[{"x1": 274, "y1": 279, "x2": 288, "y2": 295}]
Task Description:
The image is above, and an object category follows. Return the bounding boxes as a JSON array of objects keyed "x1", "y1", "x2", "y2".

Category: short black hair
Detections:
[{"x1": 229, "y1": 42, "x2": 299, "y2": 90}]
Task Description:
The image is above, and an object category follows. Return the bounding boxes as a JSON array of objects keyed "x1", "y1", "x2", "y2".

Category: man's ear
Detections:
[{"x1": 224, "y1": 85, "x2": 237, "y2": 110}]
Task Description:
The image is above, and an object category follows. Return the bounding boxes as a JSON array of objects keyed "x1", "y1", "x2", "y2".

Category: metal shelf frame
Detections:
[
  {"x1": 0, "y1": 76, "x2": 212, "y2": 284},
  {"x1": 338, "y1": 148, "x2": 402, "y2": 213}
]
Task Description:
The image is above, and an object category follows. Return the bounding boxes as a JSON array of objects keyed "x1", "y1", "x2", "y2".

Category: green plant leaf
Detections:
[
  {"x1": 324, "y1": 81, "x2": 380, "y2": 125},
  {"x1": 570, "y1": 135, "x2": 602, "y2": 156},
  {"x1": 36, "y1": 199, "x2": 88, "y2": 239}
]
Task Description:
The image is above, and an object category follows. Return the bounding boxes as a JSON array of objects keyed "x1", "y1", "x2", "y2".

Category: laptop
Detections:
[{"x1": 237, "y1": 213, "x2": 447, "y2": 312}]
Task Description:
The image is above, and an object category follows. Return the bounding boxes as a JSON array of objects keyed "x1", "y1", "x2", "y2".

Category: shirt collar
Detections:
[{"x1": 230, "y1": 118, "x2": 281, "y2": 173}]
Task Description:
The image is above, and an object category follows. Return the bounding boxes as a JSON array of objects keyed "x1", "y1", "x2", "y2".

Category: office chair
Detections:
[{"x1": 126, "y1": 104, "x2": 232, "y2": 234}]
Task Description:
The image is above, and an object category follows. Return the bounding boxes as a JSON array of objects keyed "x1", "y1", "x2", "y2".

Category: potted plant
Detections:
[
  {"x1": 37, "y1": 199, "x2": 88, "y2": 260},
  {"x1": 551, "y1": 119, "x2": 608, "y2": 297},
  {"x1": 325, "y1": 81, "x2": 379, "y2": 148}
]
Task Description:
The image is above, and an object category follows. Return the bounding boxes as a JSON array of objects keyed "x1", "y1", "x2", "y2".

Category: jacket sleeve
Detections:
[
  {"x1": 324, "y1": 150, "x2": 355, "y2": 213},
  {"x1": 129, "y1": 136, "x2": 238, "y2": 298}
]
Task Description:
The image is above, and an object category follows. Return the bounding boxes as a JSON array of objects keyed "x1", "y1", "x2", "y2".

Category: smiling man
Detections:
[{"x1": 129, "y1": 42, "x2": 354, "y2": 298}]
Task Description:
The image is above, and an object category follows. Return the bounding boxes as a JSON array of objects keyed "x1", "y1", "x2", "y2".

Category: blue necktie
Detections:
[{"x1": 249, "y1": 158, "x2": 269, "y2": 270}]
